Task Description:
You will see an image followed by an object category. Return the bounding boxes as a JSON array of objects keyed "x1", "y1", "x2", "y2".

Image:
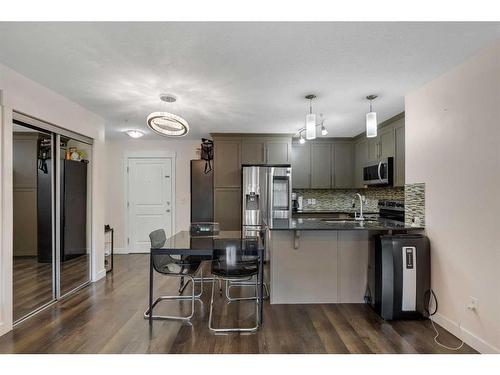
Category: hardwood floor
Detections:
[
  {"x1": 0, "y1": 254, "x2": 476, "y2": 354},
  {"x1": 13, "y1": 257, "x2": 53, "y2": 321},
  {"x1": 13, "y1": 255, "x2": 90, "y2": 322}
]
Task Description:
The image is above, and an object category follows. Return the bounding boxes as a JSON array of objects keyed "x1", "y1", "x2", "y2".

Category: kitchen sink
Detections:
[{"x1": 321, "y1": 218, "x2": 380, "y2": 224}]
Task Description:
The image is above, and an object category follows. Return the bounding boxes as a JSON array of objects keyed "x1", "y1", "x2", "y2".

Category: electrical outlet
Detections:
[
  {"x1": 467, "y1": 296, "x2": 478, "y2": 310},
  {"x1": 312, "y1": 198, "x2": 316, "y2": 204}
]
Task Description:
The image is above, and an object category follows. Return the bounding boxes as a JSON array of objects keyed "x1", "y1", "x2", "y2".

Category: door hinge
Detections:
[
  {"x1": 127, "y1": 166, "x2": 129, "y2": 173},
  {"x1": 127, "y1": 237, "x2": 130, "y2": 245},
  {"x1": 127, "y1": 201, "x2": 130, "y2": 208}
]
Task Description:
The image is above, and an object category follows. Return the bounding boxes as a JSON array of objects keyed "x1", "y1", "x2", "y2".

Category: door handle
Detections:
[{"x1": 377, "y1": 162, "x2": 383, "y2": 181}]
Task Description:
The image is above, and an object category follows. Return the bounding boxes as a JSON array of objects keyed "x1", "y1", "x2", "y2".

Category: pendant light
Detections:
[
  {"x1": 299, "y1": 130, "x2": 306, "y2": 144},
  {"x1": 319, "y1": 113, "x2": 328, "y2": 136},
  {"x1": 305, "y1": 94, "x2": 317, "y2": 140},
  {"x1": 147, "y1": 94, "x2": 190, "y2": 137},
  {"x1": 366, "y1": 95, "x2": 378, "y2": 138}
]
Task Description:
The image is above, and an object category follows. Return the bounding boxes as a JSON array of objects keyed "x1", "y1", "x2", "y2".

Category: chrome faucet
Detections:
[{"x1": 352, "y1": 193, "x2": 366, "y2": 221}]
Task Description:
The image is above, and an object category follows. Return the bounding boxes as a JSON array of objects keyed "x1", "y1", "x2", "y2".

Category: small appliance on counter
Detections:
[
  {"x1": 363, "y1": 157, "x2": 393, "y2": 186},
  {"x1": 291, "y1": 193, "x2": 300, "y2": 212},
  {"x1": 369, "y1": 234, "x2": 430, "y2": 320},
  {"x1": 378, "y1": 200, "x2": 405, "y2": 222}
]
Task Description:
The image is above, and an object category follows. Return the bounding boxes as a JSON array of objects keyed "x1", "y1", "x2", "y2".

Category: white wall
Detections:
[
  {"x1": 0, "y1": 63, "x2": 107, "y2": 336},
  {"x1": 405, "y1": 41, "x2": 500, "y2": 353},
  {"x1": 105, "y1": 139, "x2": 200, "y2": 253}
]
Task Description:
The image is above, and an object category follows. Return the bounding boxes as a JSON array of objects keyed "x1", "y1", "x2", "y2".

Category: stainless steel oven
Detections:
[{"x1": 363, "y1": 157, "x2": 393, "y2": 186}]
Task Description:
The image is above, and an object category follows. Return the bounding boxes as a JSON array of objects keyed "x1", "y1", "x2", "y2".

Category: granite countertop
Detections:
[
  {"x1": 270, "y1": 217, "x2": 424, "y2": 231},
  {"x1": 293, "y1": 209, "x2": 379, "y2": 215}
]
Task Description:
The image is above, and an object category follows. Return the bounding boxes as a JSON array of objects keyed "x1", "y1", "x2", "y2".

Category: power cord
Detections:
[{"x1": 425, "y1": 289, "x2": 465, "y2": 351}]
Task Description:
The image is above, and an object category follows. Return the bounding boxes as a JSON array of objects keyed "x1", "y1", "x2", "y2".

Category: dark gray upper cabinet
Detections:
[
  {"x1": 311, "y1": 143, "x2": 332, "y2": 188},
  {"x1": 266, "y1": 140, "x2": 291, "y2": 164},
  {"x1": 214, "y1": 140, "x2": 241, "y2": 188},
  {"x1": 291, "y1": 143, "x2": 311, "y2": 189},
  {"x1": 240, "y1": 137, "x2": 291, "y2": 165},
  {"x1": 394, "y1": 122, "x2": 405, "y2": 187},
  {"x1": 367, "y1": 124, "x2": 396, "y2": 161},
  {"x1": 367, "y1": 137, "x2": 378, "y2": 162},
  {"x1": 241, "y1": 140, "x2": 265, "y2": 164},
  {"x1": 354, "y1": 139, "x2": 368, "y2": 188},
  {"x1": 379, "y1": 126, "x2": 395, "y2": 159},
  {"x1": 333, "y1": 142, "x2": 354, "y2": 188}
]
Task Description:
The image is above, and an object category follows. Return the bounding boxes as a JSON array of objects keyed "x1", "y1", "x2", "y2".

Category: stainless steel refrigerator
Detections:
[{"x1": 241, "y1": 164, "x2": 291, "y2": 233}]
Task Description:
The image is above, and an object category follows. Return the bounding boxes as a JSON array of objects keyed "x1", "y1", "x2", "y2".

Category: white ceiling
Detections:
[{"x1": 0, "y1": 22, "x2": 499, "y2": 140}]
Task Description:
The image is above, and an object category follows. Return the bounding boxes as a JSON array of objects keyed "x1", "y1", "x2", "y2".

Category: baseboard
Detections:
[
  {"x1": 0, "y1": 321, "x2": 12, "y2": 337},
  {"x1": 92, "y1": 268, "x2": 107, "y2": 282},
  {"x1": 114, "y1": 247, "x2": 128, "y2": 254},
  {"x1": 432, "y1": 313, "x2": 500, "y2": 354}
]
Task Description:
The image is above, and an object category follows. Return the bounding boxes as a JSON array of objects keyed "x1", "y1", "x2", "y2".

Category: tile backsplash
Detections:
[
  {"x1": 293, "y1": 187, "x2": 405, "y2": 212},
  {"x1": 404, "y1": 183, "x2": 425, "y2": 226}
]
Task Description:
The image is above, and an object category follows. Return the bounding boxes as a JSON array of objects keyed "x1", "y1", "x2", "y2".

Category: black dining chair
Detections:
[
  {"x1": 144, "y1": 229, "x2": 204, "y2": 322},
  {"x1": 208, "y1": 238, "x2": 260, "y2": 333}
]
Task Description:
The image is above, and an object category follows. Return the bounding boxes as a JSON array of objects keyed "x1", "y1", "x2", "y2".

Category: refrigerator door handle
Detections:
[{"x1": 268, "y1": 167, "x2": 273, "y2": 225}]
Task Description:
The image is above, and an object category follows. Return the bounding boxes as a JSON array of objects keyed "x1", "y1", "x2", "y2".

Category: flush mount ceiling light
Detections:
[
  {"x1": 146, "y1": 94, "x2": 190, "y2": 137},
  {"x1": 125, "y1": 129, "x2": 145, "y2": 139},
  {"x1": 366, "y1": 94, "x2": 378, "y2": 138}
]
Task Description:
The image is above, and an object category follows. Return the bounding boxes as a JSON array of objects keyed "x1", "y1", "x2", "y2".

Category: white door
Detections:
[{"x1": 127, "y1": 158, "x2": 173, "y2": 253}]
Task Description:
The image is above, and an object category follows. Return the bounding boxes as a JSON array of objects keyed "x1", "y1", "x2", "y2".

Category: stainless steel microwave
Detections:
[{"x1": 363, "y1": 157, "x2": 393, "y2": 186}]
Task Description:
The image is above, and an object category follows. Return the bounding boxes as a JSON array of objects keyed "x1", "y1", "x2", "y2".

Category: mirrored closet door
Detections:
[
  {"x1": 58, "y1": 135, "x2": 91, "y2": 297},
  {"x1": 12, "y1": 114, "x2": 93, "y2": 322},
  {"x1": 12, "y1": 123, "x2": 55, "y2": 322}
]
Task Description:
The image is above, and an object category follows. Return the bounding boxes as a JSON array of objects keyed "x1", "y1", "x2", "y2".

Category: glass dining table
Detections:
[{"x1": 147, "y1": 230, "x2": 266, "y2": 326}]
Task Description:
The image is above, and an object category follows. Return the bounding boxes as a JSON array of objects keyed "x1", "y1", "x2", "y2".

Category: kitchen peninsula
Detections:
[{"x1": 269, "y1": 217, "x2": 423, "y2": 304}]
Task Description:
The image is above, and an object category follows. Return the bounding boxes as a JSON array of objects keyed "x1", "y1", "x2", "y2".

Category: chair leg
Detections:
[
  {"x1": 209, "y1": 276, "x2": 259, "y2": 333},
  {"x1": 178, "y1": 266, "x2": 216, "y2": 295},
  {"x1": 225, "y1": 276, "x2": 270, "y2": 302},
  {"x1": 144, "y1": 274, "x2": 199, "y2": 321}
]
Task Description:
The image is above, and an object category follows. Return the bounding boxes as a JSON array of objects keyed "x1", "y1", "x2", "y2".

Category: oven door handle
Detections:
[{"x1": 377, "y1": 161, "x2": 383, "y2": 181}]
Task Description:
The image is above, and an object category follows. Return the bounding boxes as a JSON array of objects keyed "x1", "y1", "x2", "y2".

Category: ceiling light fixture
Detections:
[
  {"x1": 366, "y1": 95, "x2": 378, "y2": 138},
  {"x1": 305, "y1": 94, "x2": 317, "y2": 140},
  {"x1": 299, "y1": 130, "x2": 306, "y2": 144},
  {"x1": 126, "y1": 129, "x2": 145, "y2": 139},
  {"x1": 319, "y1": 113, "x2": 328, "y2": 136},
  {"x1": 147, "y1": 94, "x2": 189, "y2": 137},
  {"x1": 296, "y1": 96, "x2": 327, "y2": 142}
]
